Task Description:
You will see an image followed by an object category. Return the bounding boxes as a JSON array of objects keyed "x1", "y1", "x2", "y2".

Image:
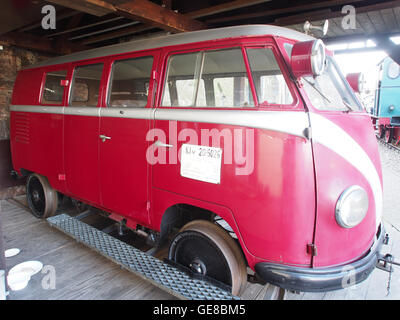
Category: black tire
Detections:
[
  {"x1": 168, "y1": 220, "x2": 247, "y2": 296},
  {"x1": 26, "y1": 173, "x2": 58, "y2": 219}
]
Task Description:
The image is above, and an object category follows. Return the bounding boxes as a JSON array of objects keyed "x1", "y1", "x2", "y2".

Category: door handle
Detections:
[
  {"x1": 99, "y1": 134, "x2": 111, "y2": 142},
  {"x1": 154, "y1": 140, "x2": 173, "y2": 148}
]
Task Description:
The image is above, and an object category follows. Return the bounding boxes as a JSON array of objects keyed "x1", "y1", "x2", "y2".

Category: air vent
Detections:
[{"x1": 14, "y1": 112, "x2": 30, "y2": 144}]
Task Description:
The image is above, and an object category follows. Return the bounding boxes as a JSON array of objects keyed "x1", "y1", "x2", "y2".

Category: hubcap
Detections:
[
  {"x1": 32, "y1": 190, "x2": 40, "y2": 202},
  {"x1": 27, "y1": 176, "x2": 46, "y2": 217},
  {"x1": 189, "y1": 258, "x2": 207, "y2": 275}
]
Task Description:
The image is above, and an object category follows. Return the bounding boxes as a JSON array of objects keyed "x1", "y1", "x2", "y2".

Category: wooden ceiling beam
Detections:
[
  {"x1": 15, "y1": 10, "x2": 82, "y2": 33},
  {"x1": 273, "y1": 0, "x2": 400, "y2": 26},
  {"x1": 206, "y1": 0, "x2": 368, "y2": 24},
  {"x1": 47, "y1": 0, "x2": 205, "y2": 33},
  {"x1": 46, "y1": 0, "x2": 115, "y2": 17},
  {"x1": 0, "y1": 32, "x2": 89, "y2": 55},
  {"x1": 79, "y1": 24, "x2": 154, "y2": 45},
  {"x1": 186, "y1": 0, "x2": 272, "y2": 19},
  {"x1": 115, "y1": 0, "x2": 205, "y2": 33}
]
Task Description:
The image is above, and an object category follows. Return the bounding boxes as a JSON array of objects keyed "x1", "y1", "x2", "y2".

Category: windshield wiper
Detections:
[
  {"x1": 341, "y1": 98, "x2": 353, "y2": 112},
  {"x1": 303, "y1": 77, "x2": 331, "y2": 104}
]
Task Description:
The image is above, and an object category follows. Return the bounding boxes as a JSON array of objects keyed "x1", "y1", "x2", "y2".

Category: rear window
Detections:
[{"x1": 42, "y1": 70, "x2": 67, "y2": 104}]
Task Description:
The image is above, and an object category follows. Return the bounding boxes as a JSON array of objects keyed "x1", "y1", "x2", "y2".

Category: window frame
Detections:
[
  {"x1": 106, "y1": 53, "x2": 156, "y2": 109},
  {"x1": 69, "y1": 62, "x2": 105, "y2": 108},
  {"x1": 40, "y1": 68, "x2": 69, "y2": 106},
  {"x1": 244, "y1": 45, "x2": 298, "y2": 109},
  {"x1": 159, "y1": 44, "x2": 258, "y2": 110}
]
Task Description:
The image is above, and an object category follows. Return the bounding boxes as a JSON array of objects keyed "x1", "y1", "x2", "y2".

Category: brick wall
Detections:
[
  {"x1": 0, "y1": 46, "x2": 52, "y2": 199},
  {"x1": 0, "y1": 45, "x2": 52, "y2": 140}
]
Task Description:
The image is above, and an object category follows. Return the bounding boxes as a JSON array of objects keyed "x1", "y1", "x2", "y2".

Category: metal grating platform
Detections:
[{"x1": 47, "y1": 214, "x2": 239, "y2": 300}]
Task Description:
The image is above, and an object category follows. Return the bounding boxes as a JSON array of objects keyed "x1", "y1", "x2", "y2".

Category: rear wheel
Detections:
[
  {"x1": 26, "y1": 173, "x2": 58, "y2": 219},
  {"x1": 168, "y1": 220, "x2": 247, "y2": 296}
]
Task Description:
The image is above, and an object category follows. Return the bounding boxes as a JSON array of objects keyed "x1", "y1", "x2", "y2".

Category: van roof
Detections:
[{"x1": 25, "y1": 24, "x2": 314, "y2": 70}]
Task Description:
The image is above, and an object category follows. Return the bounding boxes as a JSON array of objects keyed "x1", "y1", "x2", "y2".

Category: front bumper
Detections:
[{"x1": 254, "y1": 226, "x2": 385, "y2": 292}]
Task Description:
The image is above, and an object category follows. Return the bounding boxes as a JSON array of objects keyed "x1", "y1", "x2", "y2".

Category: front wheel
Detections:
[
  {"x1": 168, "y1": 220, "x2": 247, "y2": 296},
  {"x1": 379, "y1": 125, "x2": 386, "y2": 139},
  {"x1": 26, "y1": 173, "x2": 58, "y2": 219},
  {"x1": 385, "y1": 127, "x2": 393, "y2": 144}
]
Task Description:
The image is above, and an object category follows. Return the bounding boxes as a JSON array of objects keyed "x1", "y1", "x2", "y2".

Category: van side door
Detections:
[
  {"x1": 99, "y1": 52, "x2": 158, "y2": 226},
  {"x1": 64, "y1": 61, "x2": 105, "y2": 205}
]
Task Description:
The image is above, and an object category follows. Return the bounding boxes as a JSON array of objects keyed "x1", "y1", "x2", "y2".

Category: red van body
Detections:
[{"x1": 10, "y1": 25, "x2": 384, "y2": 292}]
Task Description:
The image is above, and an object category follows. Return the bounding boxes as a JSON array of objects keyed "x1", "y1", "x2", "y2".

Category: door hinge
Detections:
[
  {"x1": 307, "y1": 243, "x2": 317, "y2": 256},
  {"x1": 146, "y1": 201, "x2": 151, "y2": 212}
]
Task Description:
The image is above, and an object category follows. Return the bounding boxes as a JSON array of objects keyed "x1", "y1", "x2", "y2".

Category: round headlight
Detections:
[
  {"x1": 335, "y1": 186, "x2": 369, "y2": 228},
  {"x1": 291, "y1": 39, "x2": 326, "y2": 78},
  {"x1": 311, "y1": 40, "x2": 326, "y2": 76}
]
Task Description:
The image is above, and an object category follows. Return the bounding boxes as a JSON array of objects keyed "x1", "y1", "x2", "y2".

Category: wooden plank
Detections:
[
  {"x1": 206, "y1": 0, "x2": 366, "y2": 24},
  {"x1": 2, "y1": 200, "x2": 174, "y2": 300},
  {"x1": 393, "y1": 7, "x2": 400, "y2": 30},
  {"x1": 186, "y1": 0, "x2": 272, "y2": 19},
  {"x1": 356, "y1": 12, "x2": 379, "y2": 35},
  {"x1": 115, "y1": 0, "x2": 205, "y2": 33},
  {"x1": 274, "y1": 1, "x2": 400, "y2": 28},
  {"x1": 380, "y1": 8, "x2": 399, "y2": 32},
  {"x1": 16, "y1": 10, "x2": 82, "y2": 33},
  {"x1": 46, "y1": 0, "x2": 115, "y2": 17},
  {"x1": 0, "y1": 32, "x2": 89, "y2": 55},
  {"x1": 79, "y1": 24, "x2": 153, "y2": 45}
]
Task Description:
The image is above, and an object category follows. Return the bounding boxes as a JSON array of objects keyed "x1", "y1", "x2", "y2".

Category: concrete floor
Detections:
[{"x1": 1, "y1": 142, "x2": 400, "y2": 300}]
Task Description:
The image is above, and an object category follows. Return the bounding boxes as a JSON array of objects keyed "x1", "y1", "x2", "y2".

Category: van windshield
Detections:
[{"x1": 301, "y1": 57, "x2": 362, "y2": 112}]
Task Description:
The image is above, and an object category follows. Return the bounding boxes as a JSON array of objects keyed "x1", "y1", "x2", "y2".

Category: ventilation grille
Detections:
[{"x1": 14, "y1": 112, "x2": 30, "y2": 144}]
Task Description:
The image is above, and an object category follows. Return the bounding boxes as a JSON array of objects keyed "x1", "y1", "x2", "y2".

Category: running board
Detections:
[{"x1": 47, "y1": 214, "x2": 239, "y2": 300}]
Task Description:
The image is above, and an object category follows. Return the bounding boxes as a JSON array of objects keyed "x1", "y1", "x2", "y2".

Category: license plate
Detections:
[{"x1": 180, "y1": 144, "x2": 222, "y2": 184}]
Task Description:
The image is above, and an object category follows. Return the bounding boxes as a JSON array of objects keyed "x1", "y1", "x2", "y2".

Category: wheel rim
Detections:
[
  {"x1": 169, "y1": 230, "x2": 232, "y2": 287},
  {"x1": 26, "y1": 174, "x2": 58, "y2": 219},
  {"x1": 27, "y1": 176, "x2": 46, "y2": 217}
]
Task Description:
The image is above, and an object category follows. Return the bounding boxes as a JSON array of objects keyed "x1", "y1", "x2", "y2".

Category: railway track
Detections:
[{"x1": 376, "y1": 135, "x2": 400, "y2": 153}]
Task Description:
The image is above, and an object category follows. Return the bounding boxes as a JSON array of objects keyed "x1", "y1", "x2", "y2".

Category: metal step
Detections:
[{"x1": 47, "y1": 214, "x2": 239, "y2": 300}]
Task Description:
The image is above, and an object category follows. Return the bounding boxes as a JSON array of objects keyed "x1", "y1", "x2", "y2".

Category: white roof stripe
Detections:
[{"x1": 25, "y1": 25, "x2": 314, "y2": 70}]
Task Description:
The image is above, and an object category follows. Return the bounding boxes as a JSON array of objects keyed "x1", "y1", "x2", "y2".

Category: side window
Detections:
[
  {"x1": 70, "y1": 63, "x2": 104, "y2": 107},
  {"x1": 109, "y1": 56, "x2": 154, "y2": 108},
  {"x1": 162, "y1": 48, "x2": 254, "y2": 108},
  {"x1": 42, "y1": 70, "x2": 67, "y2": 104},
  {"x1": 246, "y1": 48, "x2": 293, "y2": 105},
  {"x1": 162, "y1": 52, "x2": 202, "y2": 107}
]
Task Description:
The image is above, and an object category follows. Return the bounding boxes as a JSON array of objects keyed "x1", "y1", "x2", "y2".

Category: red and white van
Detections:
[{"x1": 10, "y1": 25, "x2": 385, "y2": 295}]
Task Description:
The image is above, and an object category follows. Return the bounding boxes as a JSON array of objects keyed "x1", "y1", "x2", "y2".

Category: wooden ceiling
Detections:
[{"x1": 1, "y1": 0, "x2": 400, "y2": 56}]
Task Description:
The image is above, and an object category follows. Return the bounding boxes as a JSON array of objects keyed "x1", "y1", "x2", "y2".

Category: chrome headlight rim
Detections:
[
  {"x1": 335, "y1": 185, "x2": 369, "y2": 229},
  {"x1": 310, "y1": 39, "x2": 326, "y2": 76}
]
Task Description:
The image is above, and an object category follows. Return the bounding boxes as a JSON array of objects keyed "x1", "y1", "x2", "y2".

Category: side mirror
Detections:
[
  {"x1": 346, "y1": 73, "x2": 365, "y2": 93},
  {"x1": 291, "y1": 39, "x2": 326, "y2": 78}
]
